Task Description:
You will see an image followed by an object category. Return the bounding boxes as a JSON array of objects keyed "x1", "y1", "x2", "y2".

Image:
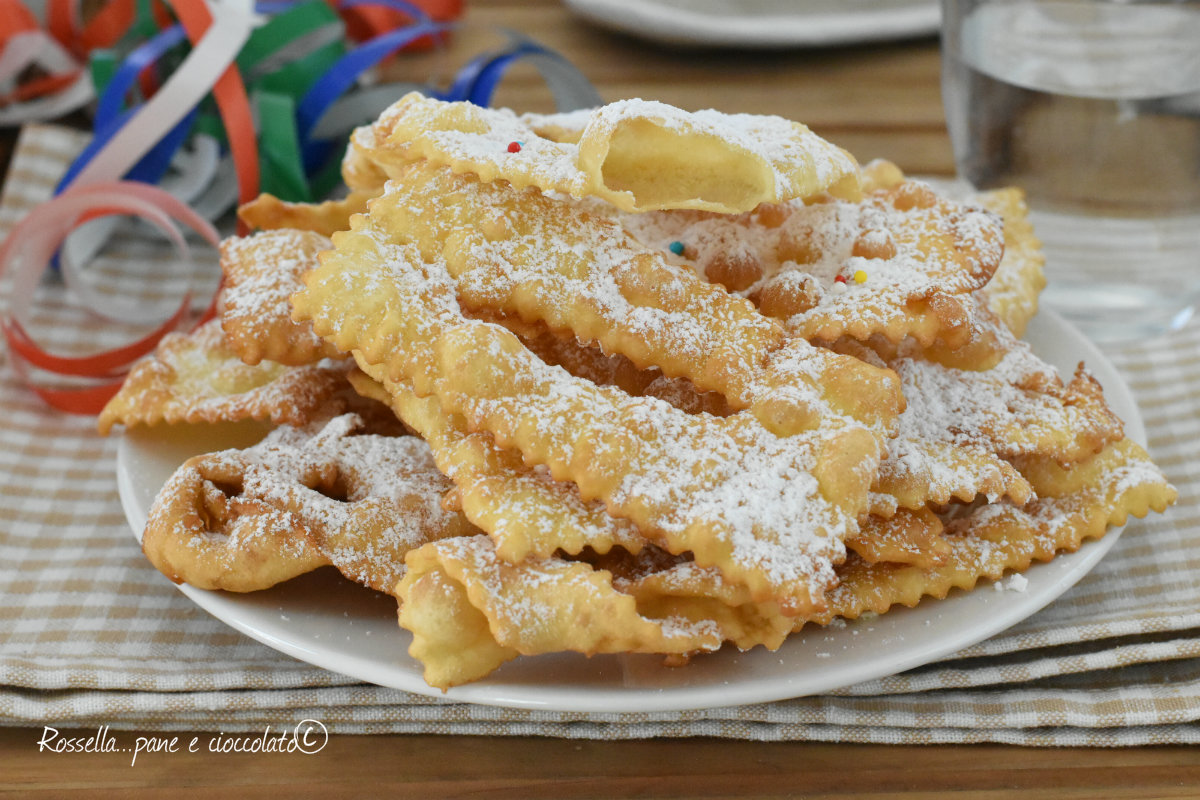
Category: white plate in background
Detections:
[{"x1": 563, "y1": 0, "x2": 939, "y2": 49}]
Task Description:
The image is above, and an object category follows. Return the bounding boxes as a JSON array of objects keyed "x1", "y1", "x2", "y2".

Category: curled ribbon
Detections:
[
  {"x1": 0, "y1": 0, "x2": 93, "y2": 124},
  {"x1": 0, "y1": 181, "x2": 220, "y2": 414}
]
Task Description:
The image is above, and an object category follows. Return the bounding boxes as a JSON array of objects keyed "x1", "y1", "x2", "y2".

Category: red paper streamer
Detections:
[{"x1": 0, "y1": 182, "x2": 220, "y2": 414}]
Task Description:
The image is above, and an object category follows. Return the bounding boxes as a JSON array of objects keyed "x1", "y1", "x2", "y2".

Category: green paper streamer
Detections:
[{"x1": 255, "y1": 91, "x2": 311, "y2": 202}]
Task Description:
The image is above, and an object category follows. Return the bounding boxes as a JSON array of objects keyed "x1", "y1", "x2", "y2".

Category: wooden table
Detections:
[{"x1": 3, "y1": 1, "x2": 1199, "y2": 796}]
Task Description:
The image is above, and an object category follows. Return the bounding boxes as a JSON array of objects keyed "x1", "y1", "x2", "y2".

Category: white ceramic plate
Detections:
[
  {"x1": 563, "y1": 0, "x2": 939, "y2": 49},
  {"x1": 117, "y1": 310, "x2": 1142, "y2": 712}
]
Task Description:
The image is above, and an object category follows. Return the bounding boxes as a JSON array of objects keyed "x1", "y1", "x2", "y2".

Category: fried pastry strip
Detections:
[
  {"x1": 237, "y1": 191, "x2": 373, "y2": 238},
  {"x1": 397, "y1": 535, "x2": 723, "y2": 689},
  {"x1": 975, "y1": 187, "x2": 1046, "y2": 338},
  {"x1": 604, "y1": 548, "x2": 795, "y2": 653},
  {"x1": 347, "y1": 365, "x2": 648, "y2": 563},
  {"x1": 860, "y1": 161, "x2": 1045, "y2": 343},
  {"x1": 875, "y1": 359, "x2": 1120, "y2": 509},
  {"x1": 853, "y1": 167, "x2": 1045, "y2": 369},
  {"x1": 356, "y1": 92, "x2": 862, "y2": 213},
  {"x1": 890, "y1": 193, "x2": 1046, "y2": 371},
  {"x1": 219, "y1": 229, "x2": 344, "y2": 366},
  {"x1": 897, "y1": 353, "x2": 1121, "y2": 464},
  {"x1": 142, "y1": 414, "x2": 478, "y2": 593},
  {"x1": 804, "y1": 438, "x2": 1177, "y2": 625},
  {"x1": 294, "y1": 215, "x2": 885, "y2": 614},
  {"x1": 405, "y1": 511, "x2": 955, "y2": 688},
  {"x1": 97, "y1": 320, "x2": 348, "y2": 435},
  {"x1": 623, "y1": 180, "x2": 1005, "y2": 349},
  {"x1": 603, "y1": 509, "x2": 948, "y2": 654},
  {"x1": 825, "y1": 329, "x2": 1122, "y2": 510},
  {"x1": 355, "y1": 160, "x2": 903, "y2": 440}
]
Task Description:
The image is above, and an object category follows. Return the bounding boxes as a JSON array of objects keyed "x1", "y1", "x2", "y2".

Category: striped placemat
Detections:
[{"x1": 1, "y1": 124, "x2": 1197, "y2": 745}]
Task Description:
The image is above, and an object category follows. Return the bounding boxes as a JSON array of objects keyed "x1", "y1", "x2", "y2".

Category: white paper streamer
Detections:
[
  {"x1": 68, "y1": 0, "x2": 262, "y2": 188},
  {"x1": 0, "y1": 30, "x2": 94, "y2": 125}
]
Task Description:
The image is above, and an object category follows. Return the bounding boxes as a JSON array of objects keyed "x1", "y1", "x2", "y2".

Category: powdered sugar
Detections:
[
  {"x1": 310, "y1": 190, "x2": 877, "y2": 610},
  {"x1": 425, "y1": 535, "x2": 722, "y2": 652},
  {"x1": 178, "y1": 414, "x2": 466, "y2": 593},
  {"x1": 456, "y1": 335, "x2": 855, "y2": 607},
  {"x1": 621, "y1": 186, "x2": 1003, "y2": 336},
  {"x1": 220, "y1": 231, "x2": 333, "y2": 357},
  {"x1": 364, "y1": 92, "x2": 859, "y2": 213},
  {"x1": 581, "y1": 98, "x2": 859, "y2": 199}
]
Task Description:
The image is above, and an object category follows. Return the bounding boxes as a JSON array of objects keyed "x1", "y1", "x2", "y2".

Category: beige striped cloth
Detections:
[{"x1": 1, "y1": 124, "x2": 1197, "y2": 745}]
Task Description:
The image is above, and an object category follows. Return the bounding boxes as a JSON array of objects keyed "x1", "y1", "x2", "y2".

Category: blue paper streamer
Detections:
[{"x1": 57, "y1": 1, "x2": 602, "y2": 212}]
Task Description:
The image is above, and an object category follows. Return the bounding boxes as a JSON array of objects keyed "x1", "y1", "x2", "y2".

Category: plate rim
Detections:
[
  {"x1": 563, "y1": 0, "x2": 941, "y2": 49},
  {"x1": 116, "y1": 308, "x2": 1143, "y2": 712}
]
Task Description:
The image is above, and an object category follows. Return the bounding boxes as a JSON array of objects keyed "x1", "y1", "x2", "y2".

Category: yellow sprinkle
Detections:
[{"x1": 853, "y1": 269, "x2": 868, "y2": 284}]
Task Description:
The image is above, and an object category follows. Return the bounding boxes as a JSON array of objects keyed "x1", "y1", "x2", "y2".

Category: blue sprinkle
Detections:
[{"x1": 668, "y1": 241, "x2": 685, "y2": 256}]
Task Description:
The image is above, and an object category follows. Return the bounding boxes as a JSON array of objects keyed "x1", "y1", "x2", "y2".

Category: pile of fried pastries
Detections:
[{"x1": 101, "y1": 93, "x2": 1177, "y2": 690}]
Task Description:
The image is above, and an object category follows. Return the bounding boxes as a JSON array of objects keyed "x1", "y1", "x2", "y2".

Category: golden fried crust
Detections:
[
  {"x1": 349, "y1": 159, "x2": 903, "y2": 441},
  {"x1": 623, "y1": 180, "x2": 1005, "y2": 350},
  {"x1": 237, "y1": 192, "x2": 373, "y2": 238},
  {"x1": 219, "y1": 230, "x2": 345, "y2": 367},
  {"x1": 294, "y1": 200, "x2": 893, "y2": 615},
  {"x1": 358, "y1": 92, "x2": 862, "y2": 213},
  {"x1": 397, "y1": 536, "x2": 723, "y2": 689},
  {"x1": 845, "y1": 508, "x2": 949, "y2": 569},
  {"x1": 141, "y1": 414, "x2": 477, "y2": 594},
  {"x1": 348, "y1": 363, "x2": 648, "y2": 564},
  {"x1": 97, "y1": 320, "x2": 348, "y2": 436},
  {"x1": 803, "y1": 438, "x2": 1177, "y2": 626}
]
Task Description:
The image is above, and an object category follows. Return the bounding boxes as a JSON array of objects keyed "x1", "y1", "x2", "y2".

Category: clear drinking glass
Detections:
[{"x1": 940, "y1": 0, "x2": 1200, "y2": 342}]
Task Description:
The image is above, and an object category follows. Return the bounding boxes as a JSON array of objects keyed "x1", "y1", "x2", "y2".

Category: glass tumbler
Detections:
[{"x1": 940, "y1": 0, "x2": 1200, "y2": 342}]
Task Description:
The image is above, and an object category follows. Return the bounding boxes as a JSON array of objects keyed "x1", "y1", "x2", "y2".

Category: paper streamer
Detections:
[
  {"x1": 67, "y1": 0, "x2": 259, "y2": 193},
  {"x1": 57, "y1": 134, "x2": 222, "y2": 326},
  {"x1": 1, "y1": 0, "x2": 602, "y2": 415},
  {"x1": 0, "y1": 29, "x2": 92, "y2": 124},
  {"x1": 0, "y1": 181, "x2": 219, "y2": 414}
]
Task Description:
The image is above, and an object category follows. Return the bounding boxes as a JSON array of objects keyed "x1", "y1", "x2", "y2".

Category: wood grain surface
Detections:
[
  {"x1": 4, "y1": 1, "x2": 1198, "y2": 797},
  {"x1": 456, "y1": 0, "x2": 953, "y2": 174},
  {"x1": 3, "y1": 727, "x2": 1200, "y2": 798}
]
